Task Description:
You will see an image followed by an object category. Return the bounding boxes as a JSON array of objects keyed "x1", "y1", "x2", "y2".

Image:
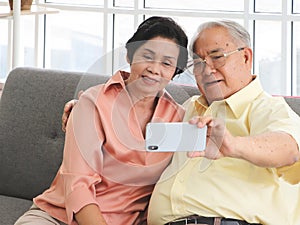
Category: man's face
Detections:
[{"x1": 192, "y1": 26, "x2": 252, "y2": 104}]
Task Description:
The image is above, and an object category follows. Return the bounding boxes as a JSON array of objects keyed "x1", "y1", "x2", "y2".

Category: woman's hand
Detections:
[{"x1": 61, "y1": 90, "x2": 83, "y2": 132}]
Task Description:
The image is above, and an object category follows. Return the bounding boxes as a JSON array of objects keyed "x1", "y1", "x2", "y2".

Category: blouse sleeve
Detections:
[{"x1": 60, "y1": 86, "x2": 105, "y2": 224}]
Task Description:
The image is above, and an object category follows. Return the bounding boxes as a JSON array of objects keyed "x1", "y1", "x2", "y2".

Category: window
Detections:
[
  {"x1": 0, "y1": 20, "x2": 8, "y2": 81},
  {"x1": 1, "y1": 0, "x2": 300, "y2": 96},
  {"x1": 254, "y1": 21, "x2": 283, "y2": 94},
  {"x1": 293, "y1": 0, "x2": 300, "y2": 13},
  {"x1": 114, "y1": 0, "x2": 134, "y2": 8},
  {"x1": 46, "y1": 0, "x2": 104, "y2": 6},
  {"x1": 144, "y1": 0, "x2": 243, "y2": 11},
  {"x1": 45, "y1": 11, "x2": 104, "y2": 73},
  {"x1": 254, "y1": 0, "x2": 282, "y2": 13},
  {"x1": 294, "y1": 22, "x2": 300, "y2": 95},
  {"x1": 0, "y1": 12, "x2": 36, "y2": 80}
]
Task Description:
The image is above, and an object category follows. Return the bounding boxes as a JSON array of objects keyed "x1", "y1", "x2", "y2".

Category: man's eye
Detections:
[
  {"x1": 193, "y1": 59, "x2": 205, "y2": 66},
  {"x1": 211, "y1": 54, "x2": 224, "y2": 60},
  {"x1": 194, "y1": 61, "x2": 202, "y2": 66}
]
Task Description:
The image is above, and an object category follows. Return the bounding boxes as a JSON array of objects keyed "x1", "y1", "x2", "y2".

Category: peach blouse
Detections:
[{"x1": 34, "y1": 71, "x2": 185, "y2": 225}]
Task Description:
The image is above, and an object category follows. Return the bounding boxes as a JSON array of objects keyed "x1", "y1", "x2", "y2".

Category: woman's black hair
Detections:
[{"x1": 125, "y1": 16, "x2": 188, "y2": 75}]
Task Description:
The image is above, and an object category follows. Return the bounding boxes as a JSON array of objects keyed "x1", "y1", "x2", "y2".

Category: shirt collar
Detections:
[
  {"x1": 103, "y1": 70, "x2": 168, "y2": 99},
  {"x1": 225, "y1": 75, "x2": 263, "y2": 117},
  {"x1": 103, "y1": 70, "x2": 129, "y2": 93},
  {"x1": 195, "y1": 76, "x2": 264, "y2": 118}
]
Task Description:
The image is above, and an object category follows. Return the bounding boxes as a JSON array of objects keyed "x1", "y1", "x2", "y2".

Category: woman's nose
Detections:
[{"x1": 147, "y1": 61, "x2": 161, "y2": 75}]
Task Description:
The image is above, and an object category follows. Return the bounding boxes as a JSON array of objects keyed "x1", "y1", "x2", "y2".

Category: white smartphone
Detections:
[{"x1": 145, "y1": 122, "x2": 207, "y2": 152}]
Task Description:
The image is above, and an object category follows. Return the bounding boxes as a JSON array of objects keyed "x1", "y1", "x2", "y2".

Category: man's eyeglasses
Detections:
[{"x1": 186, "y1": 47, "x2": 245, "y2": 75}]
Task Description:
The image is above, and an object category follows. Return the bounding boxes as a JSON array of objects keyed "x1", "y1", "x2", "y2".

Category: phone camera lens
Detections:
[{"x1": 148, "y1": 145, "x2": 158, "y2": 150}]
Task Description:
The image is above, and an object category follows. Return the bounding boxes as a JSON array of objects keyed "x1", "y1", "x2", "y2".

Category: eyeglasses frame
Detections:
[{"x1": 187, "y1": 47, "x2": 246, "y2": 74}]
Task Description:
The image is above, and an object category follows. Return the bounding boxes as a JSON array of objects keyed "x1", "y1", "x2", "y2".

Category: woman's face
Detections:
[{"x1": 126, "y1": 36, "x2": 180, "y2": 98}]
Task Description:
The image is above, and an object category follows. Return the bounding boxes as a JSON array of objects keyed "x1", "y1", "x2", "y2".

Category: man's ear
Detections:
[{"x1": 243, "y1": 47, "x2": 253, "y2": 67}]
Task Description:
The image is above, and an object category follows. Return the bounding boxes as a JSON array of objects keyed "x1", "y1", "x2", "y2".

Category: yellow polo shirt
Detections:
[{"x1": 148, "y1": 77, "x2": 300, "y2": 225}]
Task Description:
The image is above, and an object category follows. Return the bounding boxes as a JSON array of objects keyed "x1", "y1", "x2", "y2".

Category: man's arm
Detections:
[
  {"x1": 234, "y1": 131, "x2": 299, "y2": 167},
  {"x1": 188, "y1": 116, "x2": 300, "y2": 168}
]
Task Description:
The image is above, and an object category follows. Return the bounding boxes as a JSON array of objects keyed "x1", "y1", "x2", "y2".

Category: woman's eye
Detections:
[
  {"x1": 143, "y1": 54, "x2": 153, "y2": 61},
  {"x1": 162, "y1": 61, "x2": 172, "y2": 67}
]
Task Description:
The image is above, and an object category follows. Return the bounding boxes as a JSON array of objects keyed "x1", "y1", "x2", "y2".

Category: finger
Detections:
[
  {"x1": 189, "y1": 116, "x2": 213, "y2": 127},
  {"x1": 62, "y1": 113, "x2": 68, "y2": 124},
  {"x1": 61, "y1": 99, "x2": 78, "y2": 132},
  {"x1": 78, "y1": 90, "x2": 84, "y2": 98},
  {"x1": 187, "y1": 151, "x2": 205, "y2": 158},
  {"x1": 61, "y1": 113, "x2": 68, "y2": 131},
  {"x1": 63, "y1": 100, "x2": 75, "y2": 113},
  {"x1": 62, "y1": 118, "x2": 66, "y2": 132},
  {"x1": 62, "y1": 124, "x2": 66, "y2": 132},
  {"x1": 188, "y1": 116, "x2": 199, "y2": 124},
  {"x1": 61, "y1": 107, "x2": 69, "y2": 123}
]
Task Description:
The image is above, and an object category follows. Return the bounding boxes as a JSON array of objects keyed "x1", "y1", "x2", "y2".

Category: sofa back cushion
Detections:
[
  {"x1": 0, "y1": 67, "x2": 109, "y2": 200},
  {"x1": 283, "y1": 96, "x2": 300, "y2": 116}
]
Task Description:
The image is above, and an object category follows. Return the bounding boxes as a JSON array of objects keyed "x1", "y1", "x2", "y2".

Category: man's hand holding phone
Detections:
[{"x1": 187, "y1": 116, "x2": 233, "y2": 160}]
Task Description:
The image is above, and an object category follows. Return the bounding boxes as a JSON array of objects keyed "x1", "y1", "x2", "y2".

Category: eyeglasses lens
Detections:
[
  {"x1": 208, "y1": 52, "x2": 226, "y2": 69},
  {"x1": 187, "y1": 51, "x2": 225, "y2": 75}
]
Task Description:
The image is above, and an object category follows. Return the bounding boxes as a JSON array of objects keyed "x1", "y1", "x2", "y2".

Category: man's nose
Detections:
[{"x1": 203, "y1": 61, "x2": 216, "y2": 76}]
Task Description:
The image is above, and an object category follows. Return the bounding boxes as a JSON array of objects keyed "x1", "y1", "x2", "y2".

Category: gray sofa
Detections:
[{"x1": 1, "y1": 67, "x2": 300, "y2": 225}]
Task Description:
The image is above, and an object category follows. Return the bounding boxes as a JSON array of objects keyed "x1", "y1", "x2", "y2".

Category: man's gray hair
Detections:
[{"x1": 189, "y1": 20, "x2": 251, "y2": 55}]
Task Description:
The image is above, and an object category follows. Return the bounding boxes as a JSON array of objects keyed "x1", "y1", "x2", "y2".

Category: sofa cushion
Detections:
[
  {"x1": 0, "y1": 67, "x2": 109, "y2": 200},
  {"x1": 283, "y1": 96, "x2": 300, "y2": 116},
  {"x1": 0, "y1": 195, "x2": 32, "y2": 225},
  {"x1": 166, "y1": 83, "x2": 200, "y2": 104}
]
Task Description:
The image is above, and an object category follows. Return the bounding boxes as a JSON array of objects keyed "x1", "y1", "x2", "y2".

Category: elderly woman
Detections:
[{"x1": 15, "y1": 16, "x2": 188, "y2": 225}]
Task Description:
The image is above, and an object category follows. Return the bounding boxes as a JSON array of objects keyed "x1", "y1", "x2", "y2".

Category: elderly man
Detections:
[{"x1": 147, "y1": 20, "x2": 300, "y2": 225}]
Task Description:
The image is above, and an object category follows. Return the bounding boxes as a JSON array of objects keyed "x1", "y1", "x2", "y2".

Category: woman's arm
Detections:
[
  {"x1": 63, "y1": 87, "x2": 107, "y2": 224},
  {"x1": 75, "y1": 204, "x2": 108, "y2": 225}
]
